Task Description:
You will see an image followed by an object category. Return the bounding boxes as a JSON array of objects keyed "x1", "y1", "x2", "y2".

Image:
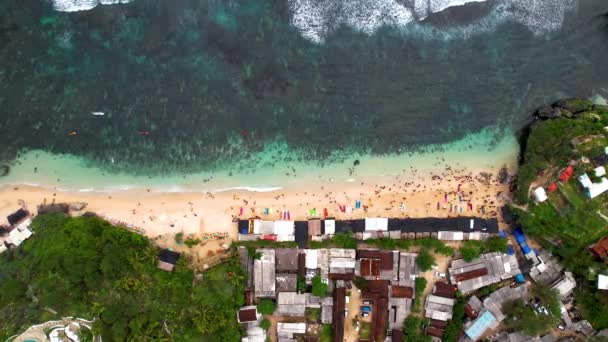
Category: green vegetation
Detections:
[
  {"x1": 312, "y1": 276, "x2": 329, "y2": 297},
  {"x1": 305, "y1": 307, "x2": 321, "y2": 322},
  {"x1": 319, "y1": 324, "x2": 333, "y2": 342},
  {"x1": 365, "y1": 237, "x2": 454, "y2": 256},
  {"x1": 502, "y1": 299, "x2": 556, "y2": 336},
  {"x1": 310, "y1": 232, "x2": 357, "y2": 249},
  {"x1": 516, "y1": 101, "x2": 607, "y2": 204},
  {"x1": 442, "y1": 293, "x2": 465, "y2": 342},
  {"x1": 359, "y1": 322, "x2": 372, "y2": 339},
  {"x1": 576, "y1": 287, "x2": 608, "y2": 330},
  {"x1": 0, "y1": 214, "x2": 244, "y2": 341},
  {"x1": 402, "y1": 316, "x2": 431, "y2": 342},
  {"x1": 512, "y1": 104, "x2": 608, "y2": 329},
  {"x1": 353, "y1": 276, "x2": 369, "y2": 291},
  {"x1": 184, "y1": 236, "x2": 201, "y2": 247},
  {"x1": 174, "y1": 232, "x2": 184, "y2": 244},
  {"x1": 531, "y1": 283, "x2": 560, "y2": 317},
  {"x1": 459, "y1": 237, "x2": 508, "y2": 261},
  {"x1": 297, "y1": 276, "x2": 307, "y2": 293},
  {"x1": 257, "y1": 299, "x2": 276, "y2": 315},
  {"x1": 260, "y1": 318, "x2": 271, "y2": 331},
  {"x1": 412, "y1": 277, "x2": 428, "y2": 313},
  {"x1": 415, "y1": 249, "x2": 435, "y2": 272},
  {"x1": 235, "y1": 240, "x2": 299, "y2": 249}
]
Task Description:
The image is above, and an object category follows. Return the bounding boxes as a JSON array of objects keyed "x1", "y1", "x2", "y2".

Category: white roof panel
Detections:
[
  {"x1": 365, "y1": 218, "x2": 388, "y2": 231},
  {"x1": 324, "y1": 220, "x2": 335, "y2": 235}
]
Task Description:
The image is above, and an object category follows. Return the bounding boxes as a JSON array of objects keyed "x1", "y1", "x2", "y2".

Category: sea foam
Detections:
[
  {"x1": 51, "y1": 0, "x2": 133, "y2": 12},
  {"x1": 288, "y1": 0, "x2": 577, "y2": 42}
]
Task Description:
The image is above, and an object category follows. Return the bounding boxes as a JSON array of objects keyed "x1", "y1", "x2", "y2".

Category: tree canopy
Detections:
[
  {"x1": 0, "y1": 214, "x2": 244, "y2": 341},
  {"x1": 415, "y1": 248, "x2": 435, "y2": 272},
  {"x1": 312, "y1": 275, "x2": 329, "y2": 297}
]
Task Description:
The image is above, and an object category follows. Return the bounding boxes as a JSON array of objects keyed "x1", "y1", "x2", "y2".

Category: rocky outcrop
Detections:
[{"x1": 535, "y1": 97, "x2": 593, "y2": 120}]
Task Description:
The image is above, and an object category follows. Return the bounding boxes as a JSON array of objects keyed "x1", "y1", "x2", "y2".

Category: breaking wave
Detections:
[
  {"x1": 288, "y1": 0, "x2": 578, "y2": 42},
  {"x1": 51, "y1": 0, "x2": 132, "y2": 12}
]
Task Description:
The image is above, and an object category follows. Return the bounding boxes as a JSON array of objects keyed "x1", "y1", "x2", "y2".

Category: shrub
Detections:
[
  {"x1": 257, "y1": 299, "x2": 275, "y2": 315},
  {"x1": 312, "y1": 276, "x2": 329, "y2": 297},
  {"x1": 175, "y1": 232, "x2": 184, "y2": 244},
  {"x1": 260, "y1": 318, "x2": 270, "y2": 331},
  {"x1": 415, "y1": 248, "x2": 435, "y2": 272}
]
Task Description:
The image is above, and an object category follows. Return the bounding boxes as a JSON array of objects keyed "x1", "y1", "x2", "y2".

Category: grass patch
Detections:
[
  {"x1": 359, "y1": 322, "x2": 372, "y2": 339},
  {"x1": 412, "y1": 277, "x2": 427, "y2": 313},
  {"x1": 306, "y1": 307, "x2": 321, "y2": 322},
  {"x1": 319, "y1": 324, "x2": 333, "y2": 342}
]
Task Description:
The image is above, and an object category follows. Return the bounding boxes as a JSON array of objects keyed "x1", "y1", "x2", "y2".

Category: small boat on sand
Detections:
[{"x1": 91, "y1": 112, "x2": 105, "y2": 116}]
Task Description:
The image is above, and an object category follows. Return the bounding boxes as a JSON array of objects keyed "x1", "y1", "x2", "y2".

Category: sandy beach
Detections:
[{"x1": 0, "y1": 161, "x2": 514, "y2": 262}]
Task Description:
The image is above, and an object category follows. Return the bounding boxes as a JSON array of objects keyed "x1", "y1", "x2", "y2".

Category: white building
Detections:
[{"x1": 533, "y1": 187, "x2": 548, "y2": 203}]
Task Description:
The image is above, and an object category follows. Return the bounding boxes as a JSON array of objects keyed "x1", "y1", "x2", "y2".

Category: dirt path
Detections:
[{"x1": 344, "y1": 287, "x2": 363, "y2": 342}]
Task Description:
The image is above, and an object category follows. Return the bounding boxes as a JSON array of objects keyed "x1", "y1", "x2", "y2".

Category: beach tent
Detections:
[
  {"x1": 533, "y1": 187, "x2": 548, "y2": 203},
  {"x1": 365, "y1": 218, "x2": 388, "y2": 231}
]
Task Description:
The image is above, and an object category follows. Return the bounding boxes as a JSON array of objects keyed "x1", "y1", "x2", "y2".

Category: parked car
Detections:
[
  {"x1": 360, "y1": 306, "x2": 372, "y2": 313},
  {"x1": 362, "y1": 300, "x2": 373, "y2": 305},
  {"x1": 344, "y1": 309, "x2": 349, "y2": 317},
  {"x1": 345, "y1": 296, "x2": 350, "y2": 304},
  {"x1": 434, "y1": 271, "x2": 446, "y2": 278},
  {"x1": 362, "y1": 312, "x2": 370, "y2": 317}
]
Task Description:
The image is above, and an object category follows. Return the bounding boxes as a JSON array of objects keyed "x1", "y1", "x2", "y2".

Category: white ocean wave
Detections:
[
  {"x1": 288, "y1": 0, "x2": 577, "y2": 43},
  {"x1": 51, "y1": 0, "x2": 133, "y2": 12}
]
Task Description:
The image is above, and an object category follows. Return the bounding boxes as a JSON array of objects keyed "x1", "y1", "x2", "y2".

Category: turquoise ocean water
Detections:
[{"x1": 0, "y1": 0, "x2": 607, "y2": 189}]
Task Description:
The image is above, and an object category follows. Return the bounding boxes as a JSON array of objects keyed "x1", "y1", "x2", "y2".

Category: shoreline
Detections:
[{"x1": 0, "y1": 159, "x2": 515, "y2": 260}]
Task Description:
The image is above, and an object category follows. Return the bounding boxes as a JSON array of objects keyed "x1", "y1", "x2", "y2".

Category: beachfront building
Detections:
[
  {"x1": 237, "y1": 306, "x2": 261, "y2": 324},
  {"x1": 578, "y1": 173, "x2": 608, "y2": 199},
  {"x1": 277, "y1": 322, "x2": 306, "y2": 340},
  {"x1": 254, "y1": 249, "x2": 276, "y2": 298},
  {"x1": 448, "y1": 252, "x2": 521, "y2": 294},
  {"x1": 238, "y1": 216, "x2": 500, "y2": 246},
  {"x1": 528, "y1": 249, "x2": 576, "y2": 300},
  {"x1": 1, "y1": 208, "x2": 34, "y2": 253},
  {"x1": 157, "y1": 249, "x2": 181, "y2": 272},
  {"x1": 463, "y1": 285, "x2": 529, "y2": 341},
  {"x1": 550, "y1": 271, "x2": 576, "y2": 300},
  {"x1": 424, "y1": 282, "x2": 457, "y2": 338}
]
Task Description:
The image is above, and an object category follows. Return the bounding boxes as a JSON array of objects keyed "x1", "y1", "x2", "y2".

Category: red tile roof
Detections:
[
  {"x1": 465, "y1": 303, "x2": 479, "y2": 319},
  {"x1": 391, "y1": 286, "x2": 414, "y2": 298},
  {"x1": 455, "y1": 267, "x2": 488, "y2": 282},
  {"x1": 591, "y1": 235, "x2": 608, "y2": 261},
  {"x1": 374, "y1": 297, "x2": 389, "y2": 341},
  {"x1": 433, "y1": 282, "x2": 456, "y2": 298},
  {"x1": 559, "y1": 166, "x2": 574, "y2": 182},
  {"x1": 238, "y1": 308, "x2": 258, "y2": 322},
  {"x1": 426, "y1": 326, "x2": 444, "y2": 338},
  {"x1": 333, "y1": 287, "x2": 346, "y2": 342},
  {"x1": 391, "y1": 329, "x2": 404, "y2": 342},
  {"x1": 329, "y1": 273, "x2": 354, "y2": 280},
  {"x1": 357, "y1": 250, "x2": 393, "y2": 270},
  {"x1": 430, "y1": 319, "x2": 448, "y2": 328}
]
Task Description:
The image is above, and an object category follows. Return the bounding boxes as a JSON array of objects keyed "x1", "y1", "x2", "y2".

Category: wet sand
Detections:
[{"x1": 0, "y1": 163, "x2": 513, "y2": 251}]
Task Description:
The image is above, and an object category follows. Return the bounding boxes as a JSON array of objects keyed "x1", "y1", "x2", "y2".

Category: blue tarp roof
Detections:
[
  {"x1": 521, "y1": 243, "x2": 532, "y2": 254},
  {"x1": 465, "y1": 311, "x2": 497, "y2": 340},
  {"x1": 499, "y1": 230, "x2": 507, "y2": 237},
  {"x1": 516, "y1": 274, "x2": 525, "y2": 283},
  {"x1": 508, "y1": 245, "x2": 515, "y2": 255}
]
